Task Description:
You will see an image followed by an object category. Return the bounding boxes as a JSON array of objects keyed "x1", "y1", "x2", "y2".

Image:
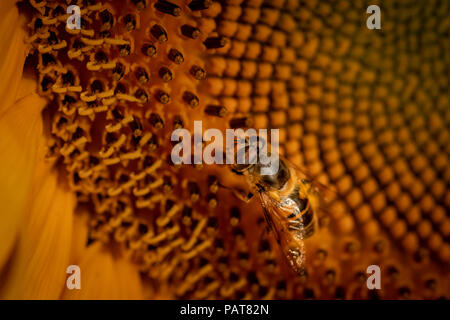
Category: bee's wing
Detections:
[{"x1": 259, "y1": 191, "x2": 306, "y2": 276}]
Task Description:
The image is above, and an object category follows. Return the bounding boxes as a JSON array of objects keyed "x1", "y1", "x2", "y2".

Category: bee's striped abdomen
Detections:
[{"x1": 284, "y1": 187, "x2": 316, "y2": 239}]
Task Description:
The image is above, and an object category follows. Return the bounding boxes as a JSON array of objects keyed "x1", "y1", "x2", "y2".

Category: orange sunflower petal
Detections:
[
  {"x1": 0, "y1": 90, "x2": 47, "y2": 272},
  {"x1": 61, "y1": 242, "x2": 120, "y2": 300},
  {"x1": 114, "y1": 252, "x2": 144, "y2": 300},
  {"x1": 62, "y1": 243, "x2": 143, "y2": 300},
  {"x1": 0, "y1": 1, "x2": 28, "y2": 115},
  {"x1": 69, "y1": 208, "x2": 89, "y2": 265},
  {"x1": 0, "y1": 163, "x2": 76, "y2": 299},
  {"x1": 0, "y1": 1, "x2": 20, "y2": 57}
]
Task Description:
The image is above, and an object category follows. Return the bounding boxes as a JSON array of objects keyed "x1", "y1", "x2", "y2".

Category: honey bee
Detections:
[{"x1": 227, "y1": 142, "x2": 335, "y2": 275}]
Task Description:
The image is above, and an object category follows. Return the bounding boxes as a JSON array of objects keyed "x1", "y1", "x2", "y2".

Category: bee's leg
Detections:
[
  {"x1": 258, "y1": 223, "x2": 271, "y2": 239},
  {"x1": 261, "y1": 205, "x2": 281, "y2": 244},
  {"x1": 231, "y1": 168, "x2": 243, "y2": 175},
  {"x1": 233, "y1": 190, "x2": 253, "y2": 203},
  {"x1": 218, "y1": 183, "x2": 254, "y2": 203}
]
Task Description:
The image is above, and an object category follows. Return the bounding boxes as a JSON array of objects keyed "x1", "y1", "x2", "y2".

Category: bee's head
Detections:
[
  {"x1": 255, "y1": 158, "x2": 290, "y2": 190},
  {"x1": 230, "y1": 135, "x2": 288, "y2": 191},
  {"x1": 230, "y1": 135, "x2": 258, "y2": 173}
]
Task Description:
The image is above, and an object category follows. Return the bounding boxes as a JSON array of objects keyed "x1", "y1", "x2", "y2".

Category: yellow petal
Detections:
[
  {"x1": 0, "y1": 164, "x2": 76, "y2": 299},
  {"x1": 61, "y1": 242, "x2": 121, "y2": 300},
  {"x1": 114, "y1": 252, "x2": 144, "y2": 300},
  {"x1": 0, "y1": 1, "x2": 19, "y2": 58},
  {"x1": 15, "y1": 74, "x2": 42, "y2": 102},
  {"x1": 62, "y1": 243, "x2": 144, "y2": 300},
  {"x1": 68, "y1": 207, "x2": 89, "y2": 264},
  {"x1": 0, "y1": 91, "x2": 47, "y2": 271},
  {"x1": 0, "y1": 2, "x2": 28, "y2": 115}
]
